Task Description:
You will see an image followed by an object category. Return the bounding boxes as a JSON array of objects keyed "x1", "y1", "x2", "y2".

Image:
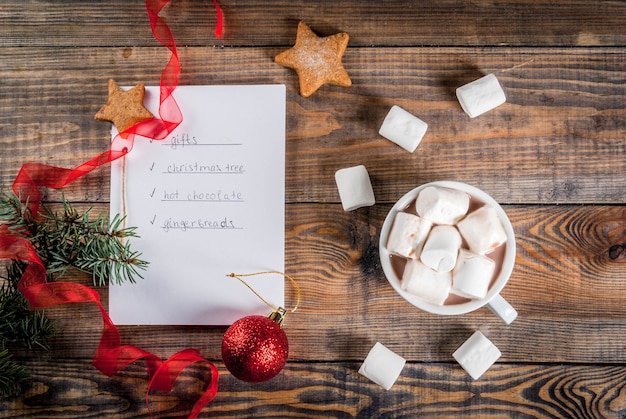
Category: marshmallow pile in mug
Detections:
[{"x1": 386, "y1": 185, "x2": 508, "y2": 306}]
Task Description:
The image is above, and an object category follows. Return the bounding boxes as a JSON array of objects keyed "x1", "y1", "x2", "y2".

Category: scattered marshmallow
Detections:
[
  {"x1": 451, "y1": 249, "x2": 496, "y2": 300},
  {"x1": 334, "y1": 165, "x2": 376, "y2": 211},
  {"x1": 420, "y1": 225, "x2": 462, "y2": 273},
  {"x1": 359, "y1": 342, "x2": 406, "y2": 390},
  {"x1": 401, "y1": 259, "x2": 452, "y2": 305},
  {"x1": 457, "y1": 205, "x2": 507, "y2": 255},
  {"x1": 415, "y1": 186, "x2": 470, "y2": 225},
  {"x1": 456, "y1": 73, "x2": 506, "y2": 118},
  {"x1": 386, "y1": 212, "x2": 432, "y2": 259},
  {"x1": 378, "y1": 105, "x2": 428, "y2": 152},
  {"x1": 453, "y1": 331, "x2": 501, "y2": 380}
]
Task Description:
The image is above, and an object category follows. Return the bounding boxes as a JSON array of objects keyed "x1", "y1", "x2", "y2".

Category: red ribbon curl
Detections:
[{"x1": 1, "y1": 1, "x2": 224, "y2": 417}]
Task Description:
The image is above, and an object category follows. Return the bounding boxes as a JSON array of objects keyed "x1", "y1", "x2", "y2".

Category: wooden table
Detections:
[{"x1": 2, "y1": 1, "x2": 626, "y2": 417}]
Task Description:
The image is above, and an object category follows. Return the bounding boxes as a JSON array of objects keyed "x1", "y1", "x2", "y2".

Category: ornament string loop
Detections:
[{"x1": 227, "y1": 271, "x2": 301, "y2": 314}]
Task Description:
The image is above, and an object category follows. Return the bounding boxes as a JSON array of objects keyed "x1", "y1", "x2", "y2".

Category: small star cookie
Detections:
[
  {"x1": 275, "y1": 21, "x2": 351, "y2": 97},
  {"x1": 95, "y1": 79, "x2": 154, "y2": 138}
]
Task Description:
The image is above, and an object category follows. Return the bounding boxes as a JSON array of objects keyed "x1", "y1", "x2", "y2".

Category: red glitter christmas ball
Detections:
[{"x1": 221, "y1": 314, "x2": 289, "y2": 383}]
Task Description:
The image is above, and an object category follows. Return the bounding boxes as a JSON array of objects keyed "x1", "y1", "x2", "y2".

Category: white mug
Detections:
[{"x1": 379, "y1": 181, "x2": 517, "y2": 324}]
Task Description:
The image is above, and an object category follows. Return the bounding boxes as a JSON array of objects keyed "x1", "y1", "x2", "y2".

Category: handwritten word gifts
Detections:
[{"x1": 110, "y1": 85, "x2": 286, "y2": 325}]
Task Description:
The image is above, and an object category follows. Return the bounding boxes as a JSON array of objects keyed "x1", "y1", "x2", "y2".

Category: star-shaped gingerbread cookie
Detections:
[
  {"x1": 94, "y1": 79, "x2": 154, "y2": 138},
  {"x1": 275, "y1": 21, "x2": 352, "y2": 97}
]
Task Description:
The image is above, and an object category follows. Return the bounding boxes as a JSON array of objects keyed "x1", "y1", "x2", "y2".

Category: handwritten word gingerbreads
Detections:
[{"x1": 274, "y1": 21, "x2": 351, "y2": 97}]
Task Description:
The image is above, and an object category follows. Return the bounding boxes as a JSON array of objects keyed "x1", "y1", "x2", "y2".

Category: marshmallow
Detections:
[
  {"x1": 359, "y1": 342, "x2": 406, "y2": 390},
  {"x1": 456, "y1": 73, "x2": 506, "y2": 118},
  {"x1": 378, "y1": 105, "x2": 428, "y2": 152},
  {"x1": 453, "y1": 331, "x2": 501, "y2": 380},
  {"x1": 401, "y1": 259, "x2": 452, "y2": 305},
  {"x1": 457, "y1": 205, "x2": 507, "y2": 254},
  {"x1": 334, "y1": 165, "x2": 376, "y2": 211},
  {"x1": 451, "y1": 249, "x2": 496, "y2": 300},
  {"x1": 420, "y1": 225, "x2": 462, "y2": 273},
  {"x1": 415, "y1": 186, "x2": 470, "y2": 225},
  {"x1": 386, "y1": 212, "x2": 432, "y2": 259}
]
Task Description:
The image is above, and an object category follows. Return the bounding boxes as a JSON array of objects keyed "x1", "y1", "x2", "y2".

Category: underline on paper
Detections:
[
  {"x1": 163, "y1": 143, "x2": 243, "y2": 146},
  {"x1": 161, "y1": 227, "x2": 245, "y2": 230},
  {"x1": 161, "y1": 199, "x2": 245, "y2": 203},
  {"x1": 161, "y1": 172, "x2": 246, "y2": 174}
]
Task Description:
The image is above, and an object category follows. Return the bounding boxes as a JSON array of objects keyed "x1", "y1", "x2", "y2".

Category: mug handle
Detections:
[{"x1": 487, "y1": 294, "x2": 517, "y2": 324}]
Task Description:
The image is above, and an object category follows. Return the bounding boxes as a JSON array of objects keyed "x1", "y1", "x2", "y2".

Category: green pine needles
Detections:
[
  {"x1": 0, "y1": 262, "x2": 55, "y2": 397},
  {"x1": 0, "y1": 192, "x2": 149, "y2": 286},
  {"x1": 0, "y1": 349, "x2": 31, "y2": 398},
  {"x1": 0, "y1": 192, "x2": 148, "y2": 396}
]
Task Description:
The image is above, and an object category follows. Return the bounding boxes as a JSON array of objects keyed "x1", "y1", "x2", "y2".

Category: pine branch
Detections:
[
  {"x1": 0, "y1": 349, "x2": 30, "y2": 397},
  {"x1": 42, "y1": 205, "x2": 149, "y2": 286},
  {"x1": 0, "y1": 192, "x2": 149, "y2": 286},
  {"x1": 0, "y1": 192, "x2": 36, "y2": 237},
  {"x1": 0, "y1": 192, "x2": 149, "y2": 397},
  {"x1": 0, "y1": 262, "x2": 55, "y2": 396},
  {"x1": 0, "y1": 263, "x2": 55, "y2": 351}
]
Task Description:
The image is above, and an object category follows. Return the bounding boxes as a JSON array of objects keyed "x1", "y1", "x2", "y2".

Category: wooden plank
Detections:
[
  {"x1": 2, "y1": 47, "x2": 626, "y2": 204},
  {"x1": 2, "y1": 359, "x2": 626, "y2": 418},
  {"x1": 2, "y1": 1, "x2": 625, "y2": 417},
  {"x1": 6, "y1": 203, "x2": 626, "y2": 363},
  {"x1": 3, "y1": 0, "x2": 626, "y2": 47}
]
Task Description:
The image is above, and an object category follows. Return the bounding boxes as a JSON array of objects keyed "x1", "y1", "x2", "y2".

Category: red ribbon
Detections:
[{"x1": 1, "y1": 1, "x2": 224, "y2": 417}]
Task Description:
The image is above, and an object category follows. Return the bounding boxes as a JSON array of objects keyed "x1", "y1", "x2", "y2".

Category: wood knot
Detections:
[{"x1": 608, "y1": 244, "x2": 626, "y2": 261}]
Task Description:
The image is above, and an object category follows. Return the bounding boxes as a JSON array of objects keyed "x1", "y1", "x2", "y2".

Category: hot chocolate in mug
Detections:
[{"x1": 379, "y1": 181, "x2": 517, "y2": 324}]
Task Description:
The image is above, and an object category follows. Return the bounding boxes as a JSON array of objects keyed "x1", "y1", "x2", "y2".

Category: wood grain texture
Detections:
[
  {"x1": 3, "y1": 0, "x2": 626, "y2": 417},
  {"x1": 5, "y1": 203, "x2": 626, "y2": 364},
  {"x1": 3, "y1": 0, "x2": 626, "y2": 47},
  {"x1": 2, "y1": 359, "x2": 626, "y2": 418},
  {"x1": 2, "y1": 47, "x2": 626, "y2": 204}
]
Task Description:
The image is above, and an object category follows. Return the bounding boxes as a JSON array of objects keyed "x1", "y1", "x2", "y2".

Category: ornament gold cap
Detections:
[
  {"x1": 268, "y1": 307, "x2": 287, "y2": 327},
  {"x1": 227, "y1": 272, "x2": 300, "y2": 326}
]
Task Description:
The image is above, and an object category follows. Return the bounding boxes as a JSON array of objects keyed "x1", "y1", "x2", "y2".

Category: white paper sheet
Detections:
[{"x1": 109, "y1": 85, "x2": 285, "y2": 325}]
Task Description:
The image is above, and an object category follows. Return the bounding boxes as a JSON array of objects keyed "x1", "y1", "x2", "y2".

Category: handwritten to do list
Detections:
[{"x1": 109, "y1": 85, "x2": 286, "y2": 325}]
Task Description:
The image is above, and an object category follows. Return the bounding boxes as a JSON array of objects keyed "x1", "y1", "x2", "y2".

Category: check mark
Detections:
[
  {"x1": 150, "y1": 215, "x2": 157, "y2": 225},
  {"x1": 149, "y1": 187, "x2": 156, "y2": 197},
  {"x1": 149, "y1": 162, "x2": 155, "y2": 171}
]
